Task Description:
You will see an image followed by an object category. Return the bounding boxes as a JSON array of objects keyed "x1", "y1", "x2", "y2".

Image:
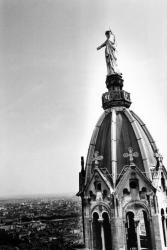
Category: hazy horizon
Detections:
[
  {"x1": 0, "y1": 192, "x2": 76, "y2": 200},
  {"x1": 0, "y1": 0, "x2": 167, "y2": 196}
]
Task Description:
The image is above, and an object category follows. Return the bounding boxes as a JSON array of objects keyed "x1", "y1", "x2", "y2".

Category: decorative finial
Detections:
[
  {"x1": 92, "y1": 151, "x2": 103, "y2": 167},
  {"x1": 154, "y1": 151, "x2": 163, "y2": 162},
  {"x1": 154, "y1": 151, "x2": 163, "y2": 171},
  {"x1": 123, "y1": 147, "x2": 139, "y2": 165},
  {"x1": 97, "y1": 28, "x2": 121, "y2": 76},
  {"x1": 81, "y1": 156, "x2": 84, "y2": 172}
]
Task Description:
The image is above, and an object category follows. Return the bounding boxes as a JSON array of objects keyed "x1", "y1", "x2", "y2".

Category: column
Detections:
[
  {"x1": 99, "y1": 219, "x2": 106, "y2": 250},
  {"x1": 89, "y1": 218, "x2": 93, "y2": 250},
  {"x1": 135, "y1": 220, "x2": 141, "y2": 250}
]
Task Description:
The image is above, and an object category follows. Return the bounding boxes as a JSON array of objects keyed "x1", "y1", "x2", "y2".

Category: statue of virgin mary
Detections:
[{"x1": 97, "y1": 30, "x2": 121, "y2": 76}]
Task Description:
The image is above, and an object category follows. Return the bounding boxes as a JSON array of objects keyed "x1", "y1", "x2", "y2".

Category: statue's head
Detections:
[{"x1": 105, "y1": 30, "x2": 111, "y2": 39}]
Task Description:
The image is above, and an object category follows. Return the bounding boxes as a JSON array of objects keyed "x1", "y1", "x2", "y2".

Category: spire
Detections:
[
  {"x1": 97, "y1": 29, "x2": 131, "y2": 109},
  {"x1": 81, "y1": 156, "x2": 84, "y2": 173}
]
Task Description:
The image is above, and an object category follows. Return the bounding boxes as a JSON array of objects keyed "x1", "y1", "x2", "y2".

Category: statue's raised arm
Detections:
[
  {"x1": 97, "y1": 30, "x2": 121, "y2": 76},
  {"x1": 97, "y1": 41, "x2": 106, "y2": 50}
]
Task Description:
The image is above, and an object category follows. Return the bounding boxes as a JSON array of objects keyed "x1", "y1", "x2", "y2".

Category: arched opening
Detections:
[
  {"x1": 140, "y1": 187, "x2": 147, "y2": 200},
  {"x1": 126, "y1": 212, "x2": 137, "y2": 250},
  {"x1": 97, "y1": 183, "x2": 101, "y2": 191},
  {"x1": 103, "y1": 189, "x2": 108, "y2": 199},
  {"x1": 102, "y1": 212, "x2": 112, "y2": 250},
  {"x1": 129, "y1": 178, "x2": 139, "y2": 200},
  {"x1": 161, "y1": 173, "x2": 166, "y2": 192},
  {"x1": 92, "y1": 212, "x2": 102, "y2": 250},
  {"x1": 130, "y1": 180, "x2": 138, "y2": 189},
  {"x1": 141, "y1": 187, "x2": 147, "y2": 192},
  {"x1": 123, "y1": 188, "x2": 130, "y2": 195},
  {"x1": 139, "y1": 210, "x2": 151, "y2": 249},
  {"x1": 89, "y1": 190, "x2": 96, "y2": 201},
  {"x1": 126, "y1": 208, "x2": 152, "y2": 250},
  {"x1": 161, "y1": 208, "x2": 167, "y2": 247}
]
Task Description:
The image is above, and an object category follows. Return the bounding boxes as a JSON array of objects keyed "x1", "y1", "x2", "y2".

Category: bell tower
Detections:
[{"x1": 77, "y1": 30, "x2": 167, "y2": 250}]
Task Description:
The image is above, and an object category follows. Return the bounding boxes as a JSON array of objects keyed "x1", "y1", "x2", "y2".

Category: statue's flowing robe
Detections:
[{"x1": 105, "y1": 40, "x2": 119, "y2": 75}]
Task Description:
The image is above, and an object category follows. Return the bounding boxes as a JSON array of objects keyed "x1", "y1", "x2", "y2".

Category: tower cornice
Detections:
[{"x1": 102, "y1": 74, "x2": 131, "y2": 110}]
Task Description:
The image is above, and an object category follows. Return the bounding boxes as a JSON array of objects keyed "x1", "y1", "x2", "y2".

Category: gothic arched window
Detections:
[
  {"x1": 129, "y1": 177, "x2": 139, "y2": 189},
  {"x1": 161, "y1": 208, "x2": 167, "y2": 246},
  {"x1": 140, "y1": 187, "x2": 147, "y2": 199},
  {"x1": 103, "y1": 189, "x2": 108, "y2": 199},
  {"x1": 123, "y1": 188, "x2": 129, "y2": 195},
  {"x1": 126, "y1": 212, "x2": 137, "y2": 249},
  {"x1": 141, "y1": 187, "x2": 147, "y2": 192},
  {"x1": 97, "y1": 183, "x2": 101, "y2": 191},
  {"x1": 140, "y1": 210, "x2": 151, "y2": 249},
  {"x1": 92, "y1": 212, "x2": 102, "y2": 250},
  {"x1": 161, "y1": 173, "x2": 166, "y2": 192},
  {"x1": 102, "y1": 212, "x2": 112, "y2": 250}
]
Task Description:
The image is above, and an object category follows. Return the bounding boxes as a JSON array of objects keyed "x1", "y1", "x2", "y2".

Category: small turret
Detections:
[{"x1": 77, "y1": 156, "x2": 85, "y2": 196}]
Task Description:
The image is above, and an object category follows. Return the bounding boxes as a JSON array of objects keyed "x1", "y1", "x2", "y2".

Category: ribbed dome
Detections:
[{"x1": 85, "y1": 106, "x2": 158, "y2": 185}]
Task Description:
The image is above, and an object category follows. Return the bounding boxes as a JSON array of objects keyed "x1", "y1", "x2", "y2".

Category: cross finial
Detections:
[
  {"x1": 123, "y1": 147, "x2": 139, "y2": 165},
  {"x1": 92, "y1": 151, "x2": 103, "y2": 167}
]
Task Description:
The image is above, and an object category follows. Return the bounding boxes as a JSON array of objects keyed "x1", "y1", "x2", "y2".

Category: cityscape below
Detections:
[{"x1": 0, "y1": 194, "x2": 84, "y2": 250}]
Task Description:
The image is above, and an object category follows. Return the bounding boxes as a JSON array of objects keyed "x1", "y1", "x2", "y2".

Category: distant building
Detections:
[{"x1": 78, "y1": 37, "x2": 167, "y2": 250}]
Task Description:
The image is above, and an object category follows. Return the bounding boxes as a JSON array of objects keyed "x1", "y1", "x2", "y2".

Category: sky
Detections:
[{"x1": 0, "y1": 0, "x2": 167, "y2": 197}]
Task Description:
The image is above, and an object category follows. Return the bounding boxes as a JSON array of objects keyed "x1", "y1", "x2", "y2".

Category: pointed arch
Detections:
[
  {"x1": 92, "y1": 212, "x2": 102, "y2": 250},
  {"x1": 102, "y1": 212, "x2": 112, "y2": 250},
  {"x1": 126, "y1": 211, "x2": 137, "y2": 250},
  {"x1": 140, "y1": 210, "x2": 151, "y2": 249},
  {"x1": 123, "y1": 201, "x2": 152, "y2": 250},
  {"x1": 161, "y1": 208, "x2": 167, "y2": 247}
]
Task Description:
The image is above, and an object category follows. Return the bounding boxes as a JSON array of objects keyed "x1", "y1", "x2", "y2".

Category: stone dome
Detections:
[
  {"x1": 85, "y1": 106, "x2": 158, "y2": 186},
  {"x1": 78, "y1": 52, "x2": 167, "y2": 250}
]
